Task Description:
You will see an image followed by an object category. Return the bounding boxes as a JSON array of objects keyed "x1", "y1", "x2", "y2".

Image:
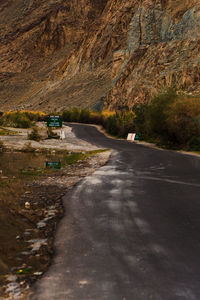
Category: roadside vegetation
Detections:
[
  {"x1": 134, "y1": 89, "x2": 200, "y2": 151},
  {"x1": 61, "y1": 89, "x2": 200, "y2": 151},
  {"x1": 62, "y1": 108, "x2": 135, "y2": 139},
  {"x1": 1, "y1": 90, "x2": 200, "y2": 151},
  {"x1": 0, "y1": 111, "x2": 46, "y2": 128}
]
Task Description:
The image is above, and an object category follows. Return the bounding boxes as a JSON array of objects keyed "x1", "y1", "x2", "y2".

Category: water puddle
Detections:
[
  {"x1": 0, "y1": 151, "x2": 67, "y2": 297},
  {"x1": 0, "y1": 149, "x2": 106, "y2": 298}
]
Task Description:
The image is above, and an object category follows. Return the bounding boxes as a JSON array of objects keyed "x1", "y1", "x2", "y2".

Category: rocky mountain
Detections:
[{"x1": 0, "y1": 0, "x2": 199, "y2": 111}]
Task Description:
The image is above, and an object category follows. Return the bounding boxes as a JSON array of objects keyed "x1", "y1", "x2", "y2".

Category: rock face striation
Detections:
[{"x1": 0, "y1": 0, "x2": 199, "y2": 111}]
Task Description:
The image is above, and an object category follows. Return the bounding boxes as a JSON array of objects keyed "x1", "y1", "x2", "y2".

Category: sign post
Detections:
[
  {"x1": 46, "y1": 161, "x2": 61, "y2": 169},
  {"x1": 134, "y1": 133, "x2": 139, "y2": 141},
  {"x1": 47, "y1": 116, "x2": 62, "y2": 128}
]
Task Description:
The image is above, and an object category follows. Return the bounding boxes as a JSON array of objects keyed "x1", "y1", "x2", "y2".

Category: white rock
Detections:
[{"x1": 25, "y1": 202, "x2": 30, "y2": 209}]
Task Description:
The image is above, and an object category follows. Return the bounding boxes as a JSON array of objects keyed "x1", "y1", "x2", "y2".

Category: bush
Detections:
[
  {"x1": 62, "y1": 108, "x2": 80, "y2": 122},
  {"x1": 133, "y1": 103, "x2": 148, "y2": 137},
  {"x1": 16, "y1": 115, "x2": 32, "y2": 128},
  {"x1": 28, "y1": 127, "x2": 42, "y2": 141},
  {"x1": 79, "y1": 109, "x2": 90, "y2": 123},
  {"x1": 166, "y1": 97, "x2": 200, "y2": 145},
  {"x1": 144, "y1": 88, "x2": 177, "y2": 138},
  {"x1": 105, "y1": 111, "x2": 135, "y2": 138},
  {"x1": 1, "y1": 111, "x2": 47, "y2": 128},
  {"x1": 187, "y1": 136, "x2": 200, "y2": 151},
  {"x1": 134, "y1": 89, "x2": 200, "y2": 149},
  {"x1": 47, "y1": 127, "x2": 59, "y2": 139},
  {"x1": 4, "y1": 112, "x2": 32, "y2": 128}
]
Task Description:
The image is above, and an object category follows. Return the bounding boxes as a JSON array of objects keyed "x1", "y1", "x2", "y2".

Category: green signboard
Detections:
[
  {"x1": 46, "y1": 161, "x2": 61, "y2": 169},
  {"x1": 47, "y1": 116, "x2": 62, "y2": 128},
  {"x1": 135, "y1": 134, "x2": 140, "y2": 141}
]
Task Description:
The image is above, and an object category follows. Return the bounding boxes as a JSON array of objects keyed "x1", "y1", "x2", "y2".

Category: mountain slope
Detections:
[{"x1": 0, "y1": 0, "x2": 199, "y2": 111}]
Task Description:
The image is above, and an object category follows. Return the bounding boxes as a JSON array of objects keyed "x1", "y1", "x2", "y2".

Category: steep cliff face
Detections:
[
  {"x1": 103, "y1": 0, "x2": 200, "y2": 109},
  {"x1": 0, "y1": 0, "x2": 199, "y2": 111},
  {"x1": 0, "y1": 0, "x2": 109, "y2": 111}
]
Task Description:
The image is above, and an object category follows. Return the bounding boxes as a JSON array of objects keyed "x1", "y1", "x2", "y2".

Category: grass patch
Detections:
[
  {"x1": 0, "y1": 127, "x2": 18, "y2": 136},
  {"x1": 19, "y1": 169, "x2": 44, "y2": 176},
  {"x1": 65, "y1": 149, "x2": 109, "y2": 165}
]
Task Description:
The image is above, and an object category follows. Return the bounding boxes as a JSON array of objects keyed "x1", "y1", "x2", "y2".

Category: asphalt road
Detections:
[{"x1": 31, "y1": 124, "x2": 200, "y2": 300}]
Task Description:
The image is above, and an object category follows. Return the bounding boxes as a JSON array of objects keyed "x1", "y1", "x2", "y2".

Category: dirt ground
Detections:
[
  {"x1": 0, "y1": 123, "x2": 98, "y2": 152},
  {"x1": 0, "y1": 125, "x2": 111, "y2": 299}
]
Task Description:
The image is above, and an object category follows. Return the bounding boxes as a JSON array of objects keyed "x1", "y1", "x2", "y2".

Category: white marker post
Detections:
[
  {"x1": 60, "y1": 128, "x2": 65, "y2": 140},
  {"x1": 127, "y1": 133, "x2": 139, "y2": 142},
  {"x1": 127, "y1": 133, "x2": 136, "y2": 141}
]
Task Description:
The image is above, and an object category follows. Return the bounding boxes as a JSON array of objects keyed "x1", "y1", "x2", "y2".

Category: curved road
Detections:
[{"x1": 31, "y1": 124, "x2": 200, "y2": 300}]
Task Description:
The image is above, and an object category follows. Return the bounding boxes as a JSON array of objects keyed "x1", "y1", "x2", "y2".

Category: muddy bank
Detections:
[{"x1": 0, "y1": 125, "x2": 111, "y2": 299}]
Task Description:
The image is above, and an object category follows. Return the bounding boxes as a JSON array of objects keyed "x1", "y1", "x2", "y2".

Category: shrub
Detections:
[
  {"x1": 144, "y1": 88, "x2": 178, "y2": 138},
  {"x1": 187, "y1": 136, "x2": 200, "y2": 151},
  {"x1": 166, "y1": 97, "x2": 200, "y2": 145},
  {"x1": 1, "y1": 112, "x2": 32, "y2": 128},
  {"x1": 105, "y1": 111, "x2": 135, "y2": 138},
  {"x1": 79, "y1": 109, "x2": 90, "y2": 123},
  {"x1": 1, "y1": 111, "x2": 46, "y2": 128},
  {"x1": 16, "y1": 115, "x2": 32, "y2": 128},
  {"x1": 133, "y1": 103, "x2": 148, "y2": 139},
  {"x1": 47, "y1": 127, "x2": 59, "y2": 139},
  {"x1": 28, "y1": 127, "x2": 42, "y2": 141},
  {"x1": 62, "y1": 110, "x2": 72, "y2": 122},
  {"x1": 134, "y1": 89, "x2": 200, "y2": 149},
  {"x1": 62, "y1": 108, "x2": 80, "y2": 122}
]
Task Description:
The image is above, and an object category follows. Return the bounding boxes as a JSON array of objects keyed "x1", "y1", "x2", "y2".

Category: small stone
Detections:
[
  {"x1": 37, "y1": 221, "x2": 46, "y2": 228},
  {"x1": 7, "y1": 275, "x2": 17, "y2": 282},
  {"x1": 33, "y1": 272, "x2": 43, "y2": 276},
  {"x1": 20, "y1": 251, "x2": 30, "y2": 256},
  {"x1": 24, "y1": 231, "x2": 31, "y2": 236},
  {"x1": 25, "y1": 202, "x2": 31, "y2": 209}
]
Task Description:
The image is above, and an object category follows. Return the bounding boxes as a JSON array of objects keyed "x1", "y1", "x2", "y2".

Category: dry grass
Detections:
[
  {"x1": 101, "y1": 110, "x2": 116, "y2": 117},
  {"x1": 3, "y1": 110, "x2": 46, "y2": 117}
]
